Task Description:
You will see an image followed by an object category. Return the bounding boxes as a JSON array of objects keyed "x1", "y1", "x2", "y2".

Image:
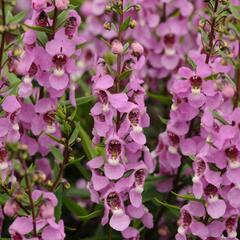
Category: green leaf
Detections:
[
  {"x1": 185, "y1": 55, "x2": 197, "y2": 70},
  {"x1": 79, "y1": 208, "x2": 103, "y2": 221},
  {"x1": 142, "y1": 187, "x2": 163, "y2": 203},
  {"x1": 103, "y1": 52, "x2": 117, "y2": 66},
  {"x1": 120, "y1": 16, "x2": 131, "y2": 32},
  {"x1": 230, "y1": 4, "x2": 240, "y2": 20},
  {"x1": 146, "y1": 175, "x2": 168, "y2": 182},
  {"x1": 0, "y1": 193, "x2": 9, "y2": 204},
  {"x1": 55, "y1": 185, "x2": 63, "y2": 221},
  {"x1": 153, "y1": 197, "x2": 180, "y2": 216},
  {"x1": 23, "y1": 24, "x2": 52, "y2": 34},
  {"x1": 148, "y1": 92, "x2": 172, "y2": 105},
  {"x1": 63, "y1": 196, "x2": 88, "y2": 216},
  {"x1": 8, "y1": 11, "x2": 26, "y2": 24},
  {"x1": 70, "y1": 0, "x2": 84, "y2": 7},
  {"x1": 119, "y1": 69, "x2": 132, "y2": 81},
  {"x1": 64, "y1": 188, "x2": 90, "y2": 198},
  {"x1": 66, "y1": 156, "x2": 84, "y2": 167},
  {"x1": 69, "y1": 123, "x2": 80, "y2": 145},
  {"x1": 123, "y1": 169, "x2": 134, "y2": 178},
  {"x1": 61, "y1": 122, "x2": 72, "y2": 136},
  {"x1": 36, "y1": 31, "x2": 48, "y2": 46},
  {"x1": 158, "y1": 115, "x2": 168, "y2": 125},
  {"x1": 78, "y1": 122, "x2": 97, "y2": 160},
  {"x1": 63, "y1": 96, "x2": 95, "y2": 108},
  {"x1": 212, "y1": 111, "x2": 230, "y2": 125},
  {"x1": 74, "y1": 161, "x2": 91, "y2": 181},
  {"x1": 46, "y1": 133, "x2": 63, "y2": 144},
  {"x1": 50, "y1": 146, "x2": 64, "y2": 161},
  {"x1": 171, "y1": 192, "x2": 204, "y2": 203},
  {"x1": 56, "y1": 10, "x2": 69, "y2": 29}
]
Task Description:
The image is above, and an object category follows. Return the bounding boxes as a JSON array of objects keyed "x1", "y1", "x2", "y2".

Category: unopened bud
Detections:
[
  {"x1": 8, "y1": 23, "x2": 19, "y2": 31},
  {"x1": 111, "y1": 39, "x2": 124, "y2": 54},
  {"x1": 0, "y1": 25, "x2": 5, "y2": 33},
  {"x1": 229, "y1": 34, "x2": 236, "y2": 41},
  {"x1": 222, "y1": 84, "x2": 235, "y2": 98},
  {"x1": 13, "y1": 47, "x2": 24, "y2": 57},
  {"x1": 64, "y1": 181, "x2": 71, "y2": 189},
  {"x1": 131, "y1": 42, "x2": 144, "y2": 56},
  {"x1": 105, "y1": 5, "x2": 112, "y2": 11},
  {"x1": 117, "y1": 0, "x2": 122, "y2": 6},
  {"x1": 40, "y1": 201, "x2": 55, "y2": 219},
  {"x1": 104, "y1": 22, "x2": 111, "y2": 31},
  {"x1": 47, "y1": 180, "x2": 53, "y2": 187},
  {"x1": 4, "y1": 199, "x2": 19, "y2": 217},
  {"x1": 129, "y1": 19, "x2": 137, "y2": 29},
  {"x1": 134, "y1": 4, "x2": 141, "y2": 11},
  {"x1": 198, "y1": 19, "x2": 205, "y2": 28}
]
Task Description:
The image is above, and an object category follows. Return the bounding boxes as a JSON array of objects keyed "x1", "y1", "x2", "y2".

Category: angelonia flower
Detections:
[
  {"x1": 87, "y1": 1, "x2": 154, "y2": 237},
  {"x1": 0, "y1": 0, "x2": 84, "y2": 238},
  {"x1": 151, "y1": 0, "x2": 240, "y2": 238},
  {"x1": 80, "y1": 0, "x2": 200, "y2": 90},
  {"x1": 0, "y1": 0, "x2": 239, "y2": 239},
  {"x1": 8, "y1": 190, "x2": 65, "y2": 240}
]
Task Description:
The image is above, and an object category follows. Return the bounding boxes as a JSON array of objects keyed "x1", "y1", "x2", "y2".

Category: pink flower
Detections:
[{"x1": 2, "y1": 96, "x2": 21, "y2": 113}]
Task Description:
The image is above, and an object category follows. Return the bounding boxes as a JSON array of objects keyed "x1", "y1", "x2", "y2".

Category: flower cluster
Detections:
[
  {"x1": 80, "y1": 0, "x2": 202, "y2": 91},
  {"x1": 0, "y1": 0, "x2": 239, "y2": 239},
  {"x1": 151, "y1": 0, "x2": 240, "y2": 238},
  {"x1": 6, "y1": 190, "x2": 65, "y2": 240},
  {"x1": 0, "y1": 0, "x2": 84, "y2": 238},
  {"x1": 86, "y1": 1, "x2": 154, "y2": 237}
]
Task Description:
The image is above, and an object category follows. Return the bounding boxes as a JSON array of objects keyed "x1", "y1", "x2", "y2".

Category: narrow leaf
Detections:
[
  {"x1": 78, "y1": 123, "x2": 97, "y2": 160},
  {"x1": 120, "y1": 16, "x2": 131, "y2": 32},
  {"x1": 212, "y1": 111, "x2": 229, "y2": 125},
  {"x1": 119, "y1": 69, "x2": 132, "y2": 81},
  {"x1": 55, "y1": 185, "x2": 63, "y2": 221},
  {"x1": 171, "y1": 192, "x2": 204, "y2": 203},
  {"x1": 153, "y1": 197, "x2": 180, "y2": 213},
  {"x1": 50, "y1": 146, "x2": 64, "y2": 161},
  {"x1": 8, "y1": 11, "x2": 26, "y2": 24},
  {"x1": 64, "y1": 96, "x2": 95, "y2": 108},
  {"x1": 23, "y1": 24, "x2": 52, "y2": 34},
  {"x1": 69, "y1": 123, "x2": 80, "y2": 145},
  {"x1": 79, "y1": 209, "x2": 103, "y2": 221},
  {"x1": 63, "y1": 197, "x2": 88, "y2": 216}
]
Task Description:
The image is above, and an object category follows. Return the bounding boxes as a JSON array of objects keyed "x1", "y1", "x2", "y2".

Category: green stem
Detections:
[
  {"x1": 51, "y1": 4, "x2": 58, "y2": 39},
  {"x1": 234, "y1": 43, "x2": 240, "y2": 108},
  {"x1": 1, "y1": 185, "x2": 30, "y2": 215},
  {"x1": 0, "y1": 0, "x2": 6, "y2": 71},
  {"x1": 20, "y1": 158, "x2": 37, "y2": 237},
  {"x1": 205, "y1": 0, "x2": 219, "y2": 64},
  {"x1": 50, "y1": 139, "x2": 70, "y2": 191},
  {"x1": 115, "y1": 2, "x2": 124, "y2": 131}
]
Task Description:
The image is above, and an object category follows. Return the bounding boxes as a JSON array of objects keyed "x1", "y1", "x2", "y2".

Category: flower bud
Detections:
[
  {"x1": 229, "y1": 34, "x2": 236, "y2": 41},
  {"x1": 222, "y1": 84, "x2": 235, "y2": 98},
  {"x1": 4, "y1": 199, "x2": 19, "y2": 217},
  {"x1": 134, "y1": 4, "x2": 141, "y2": 11},
  {"x1": 131, "y1": 42, "x2": 144, "y2": 57},
  {"x1": 198, "y1": 19, "x2": 205, "y2": 28},
  {"x1": 0, "y1": 25, "x2": 5, "y2": 33},
  {"x1": 105, "y1": 5, "x2": 112, "y2": 12},
  {"x1": 104, "y1": 22, "x2": 111, "y2": 31},
  {"x1": 129, "y1": 19, "x2": 137, "y2": 29},
  {"x1": 56, "y1": 0, "x2": 69, "y2": 10},
  {"x1": 40, "y1": 201, "x2": 55, "y2": 219},
  {"x1": 111, "y1": 40, "x2": 124, "y2": 54},
  {"x1": 32, "y1": 0, "x2": 47, "y2": 10}
]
